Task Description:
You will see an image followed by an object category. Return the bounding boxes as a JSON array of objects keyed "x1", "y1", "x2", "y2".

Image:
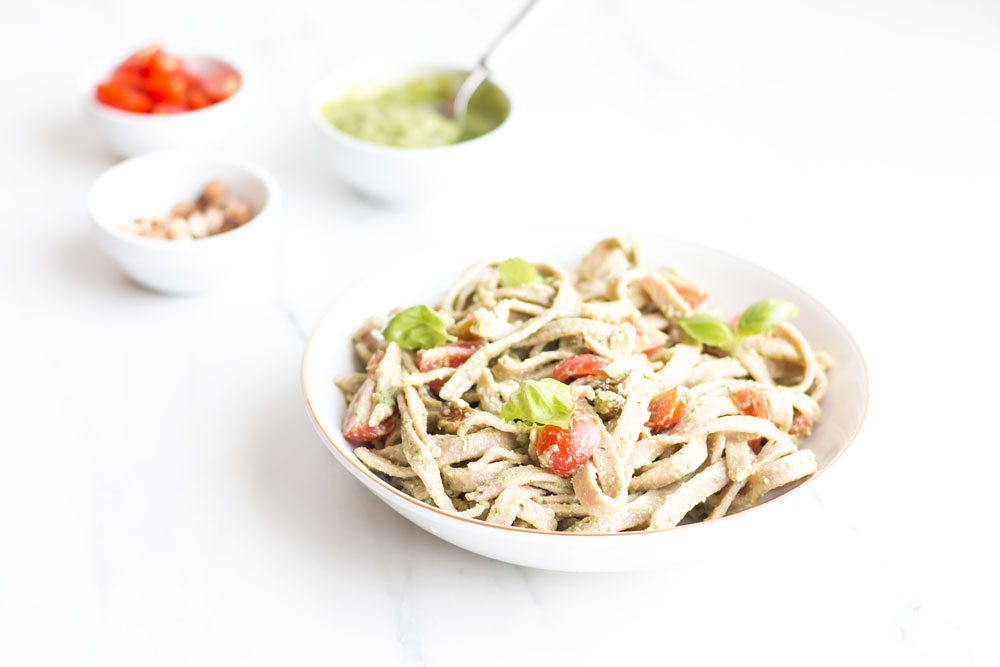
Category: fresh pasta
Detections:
[{"x1": 335, "y1": 238, "x2": 830, "y2": 533}]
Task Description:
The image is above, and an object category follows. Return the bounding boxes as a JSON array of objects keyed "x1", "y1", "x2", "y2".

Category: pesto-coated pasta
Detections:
[{"x1": 336, "y1": 238, "x2": 828, "y2": 532}]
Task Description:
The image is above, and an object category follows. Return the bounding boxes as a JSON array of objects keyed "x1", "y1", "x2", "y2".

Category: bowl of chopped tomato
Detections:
[{"x1": 82, "y1": 45, "x2": 250, "y2": 157}]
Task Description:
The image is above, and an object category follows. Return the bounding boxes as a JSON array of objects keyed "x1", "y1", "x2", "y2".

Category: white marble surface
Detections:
[{"x1": 1, "y1": 0, "x2": 997, "y2": 664}]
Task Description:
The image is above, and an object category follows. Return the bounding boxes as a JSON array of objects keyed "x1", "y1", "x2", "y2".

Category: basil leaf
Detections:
[
  {"x1": 738, "y1": 298, "x2": 799, "y2": 337},
  {"x1": 383, "y1": 305, "x2": 456, "y2": 350},
  {"x1": 497, "y1": 257, "x2": 541, "y2": 287},
  {"x1": 500, "y1": 378, "x2": 574, "y2": 428},
  {"x1": 679, "y1": 313, "x2": 736, "y2": 347}
]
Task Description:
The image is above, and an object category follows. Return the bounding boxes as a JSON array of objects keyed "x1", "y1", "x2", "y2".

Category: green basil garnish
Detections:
[
  {"x1": 500, "y1": 378, "x2": 574, "y2": 428},
  {"x1": 383, "y1": 305, "x2": 455, "y2": 350},
  {"x1": 737, "y1": 298, "x2": 799, "y2": 337},
  {"x1": 679, "y1": 313, "x2": 736, "y2": 347},
  {"x1": 497, "y1": 257, "x2": 541, "y2": 288}
]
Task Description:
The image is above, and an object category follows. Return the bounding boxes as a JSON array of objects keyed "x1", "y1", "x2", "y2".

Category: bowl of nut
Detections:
[{"x1": 88, "y1": 150, "x2": 280, "y2": 294}]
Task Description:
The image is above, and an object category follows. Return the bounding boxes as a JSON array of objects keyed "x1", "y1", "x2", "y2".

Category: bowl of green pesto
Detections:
[
  {"x1": 321, "y1": 72, "x2": 509, "y2": 148},
  {"x1": 307, "y1": 64, "x2": 514, "y2": 201}
]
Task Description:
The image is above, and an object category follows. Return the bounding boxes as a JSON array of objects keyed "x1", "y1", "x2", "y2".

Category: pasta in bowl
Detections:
[{"x1": 302, "y1": 234, "x2": 868, "y2": 570}]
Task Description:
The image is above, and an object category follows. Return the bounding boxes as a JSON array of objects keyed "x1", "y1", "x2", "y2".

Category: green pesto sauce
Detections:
[{"x1": 321, "y1": 73, "x2": 510, "y2": 148}]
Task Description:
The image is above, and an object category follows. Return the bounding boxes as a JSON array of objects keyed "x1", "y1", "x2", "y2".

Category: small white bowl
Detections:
[
  {"x1": 302, "y1": 232, "x2": 869, "y2": 572},
  {"x1": 80, "y1": 50, "x2": 252, "y2": 158},
  {"x1": 88, "y1": 150, "x2": 280, "y2": 294},
  {"x1": 306, "y1": 62, "x2": 513, "y2": 203}
]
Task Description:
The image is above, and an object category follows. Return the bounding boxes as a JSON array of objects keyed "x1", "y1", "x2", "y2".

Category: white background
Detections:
[{"x1": 1, "y1": 0, "x2": 998, "y2": 665}]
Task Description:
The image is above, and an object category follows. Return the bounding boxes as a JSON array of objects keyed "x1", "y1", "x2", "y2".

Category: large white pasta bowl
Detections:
[{"x1": 301, "y1": 233, "x2": 868, "y2": 572}]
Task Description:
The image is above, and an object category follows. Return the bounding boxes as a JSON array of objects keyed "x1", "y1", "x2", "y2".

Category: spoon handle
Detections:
[
  {"x1": 450, "y1": 0, "x2": 554, "y2": 121},
  {"x1": 477, "y1": 0, "x2": 546, "y2": 70}
]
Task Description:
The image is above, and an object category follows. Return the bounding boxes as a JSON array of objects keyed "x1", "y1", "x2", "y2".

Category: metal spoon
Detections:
[{"x1": 445, "y1": 0, "x2": 547, "y2": 123}]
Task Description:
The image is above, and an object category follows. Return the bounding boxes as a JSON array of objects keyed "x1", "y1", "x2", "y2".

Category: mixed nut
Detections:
[{"x1": 121, "y1": 180, "x2": 253, "y2": 240}]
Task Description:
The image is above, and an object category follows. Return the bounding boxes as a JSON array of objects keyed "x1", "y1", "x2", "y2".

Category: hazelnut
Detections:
[
  {"x1": 122, "y1": 180, "x2": 252, "y2": 241},
  {"x1": 142, "y1": 223, "x2": 168, "y2": 240},
  {"x1": 187, "y1": 212, "x2": 209, "y2": 238},
  {"x1": 204, "y1": 208, "x2": 224, "y2": 235},
  {"x1": 198, "y1": 179, "x2": 226, "y2": 209},
  {"x1": 171, "y1": 201, "x2": 197, "y2": 218},
  {"x1": 166, "y1": 218, "x2": 192, "y2": 240},
  {"x1": 223, "y1": 200, "x2": 251, "y2": 226}
]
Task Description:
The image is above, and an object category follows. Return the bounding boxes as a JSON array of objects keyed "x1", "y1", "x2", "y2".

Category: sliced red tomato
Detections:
[
  {"x1": 789, "y1": 412, "x2": 813, "y2": 436},
  {"x1": 96, "y1": 82, "x2": 154, "y2": 113},
  {"x1": 365, "y1": 349, "x2": 386, "y2": 374},
  {"x1": 536, "y1": 410, "x2": 602, "y2": 476},
  {"x1": 624, "y1": 315, "x2": 667, "y2": 355},
  {"x1": 418, "y1": 341, "x2": 481, "y2": 392},
  {"x1": 186, "y1": 87, "x2": 210, "y2": 110},
  {"x1": 646, "y1": 386, "x2": 691, "y2": 431},
  {"x1": 667, "y1": 274, "x2": 708, "y2": 308},
  {"x1": 733, "y1": 387, "x2": 771, "y2": 419},
  {"x1": 448, "y1": 313, "x2": 479, "y2": 341},
  {"x1": 116, "y1": 44, "x2": 161, "y2": 75},
  {"x1": 106, "y1": 68, "x2": 147, "y2": 91},
  {"x1": 151, "y1": 102, "x2": 187, "y2": 114},
  {"x1": 733, "y1": 387, "x2": 772, "y2": 453},
  {"x1": 147, "y1": 72, "x2": 188, "y2": 104},
  {"x1": 96, "y1": 45, "x2": 240, "y2": 114},
  {"x1": 552, "y1": 354, "x2": 610, "y2": 383},
  {"x1": 201, "y1": 68, "x2": 241, "y2": 102},
  {"x1": 418, "y1": 341, "x2": 480, "y2": 373},
  {"x1": 342, "y1": 378, "x2": 395, "y2": 442},
  {"x1": 147, "y1": 49, "x2": 180, "y2": 77}
]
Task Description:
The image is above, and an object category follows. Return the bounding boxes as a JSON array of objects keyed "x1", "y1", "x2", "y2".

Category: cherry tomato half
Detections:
[
  {"x1": 200, "y1": 68, "x2": 241, "y2": 102},
  {"x1": 342, "y1": 378, "x2": 396, "y2": 442},
  {"x1": 418, "y1": 341, "x2": 481, "y2": 392},
  {"x1": 536, "y1": 410, "x2": 602, "y2": 477},
  {"x1": 96, "y1": 82, "x2": 153, "y2": 113},
  {"x1": 552, "y1": 354, "x2": 610, "y2": 383},
  {"x1": 789, "y1": 412, "x2": 813, "y2": 436},
  {"x1": 667, "y1": 275, "x2": 708, "y2": 308},
  {"x1": 733, "y1": 387, "x2": 772, "y2": 453},
  {"x1": 646, "y1": 386, "x2": 691, "y2": 432},
  {"x1": 417, "y1": 341, "x2": 480, "y2": 373},
  {"x1": 624, "y1": 315, "x2": 667, "y2": 355}
]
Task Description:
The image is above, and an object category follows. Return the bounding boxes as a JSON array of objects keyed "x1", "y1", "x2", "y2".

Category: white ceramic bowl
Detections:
[
  {"x1": 80, "y1": 50, "x2": 251, "y2": 158},
  {"x1": 301, "y1": 232, "x2": 869, "y2": 572},
  {"x1": 88, "y1": 150, "x2": 280, "y2": 294},
  {"x1": 305, "y1": 63, "x2": 513, "y2": 203}
]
